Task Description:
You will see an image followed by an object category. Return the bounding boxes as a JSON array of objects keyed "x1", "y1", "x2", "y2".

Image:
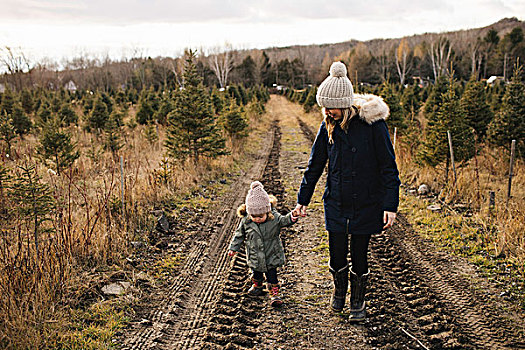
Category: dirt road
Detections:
[{"x1": 117, "y1": 96, "x2": 524, "y2": 350}]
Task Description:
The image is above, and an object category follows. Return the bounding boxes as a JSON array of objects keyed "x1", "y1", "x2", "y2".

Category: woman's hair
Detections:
[
  {"x1": 322, "y1": 106, "x2": 358, "y2": 144},
  {"x1": 237, "y1": 194, "x2": 277, "y2": 220}
]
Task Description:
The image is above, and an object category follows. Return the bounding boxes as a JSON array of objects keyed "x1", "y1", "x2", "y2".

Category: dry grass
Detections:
[
  {"x1": 396, "y1": 132, "x2": 525, "y2": 280},
  {"x1": 0, "y1": 103, "x2": 264, "y2": 349}
]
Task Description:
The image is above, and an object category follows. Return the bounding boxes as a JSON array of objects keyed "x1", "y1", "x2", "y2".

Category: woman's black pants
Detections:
[{"x1": 328, "y1": 232, "x2": 371, "y2": 276}]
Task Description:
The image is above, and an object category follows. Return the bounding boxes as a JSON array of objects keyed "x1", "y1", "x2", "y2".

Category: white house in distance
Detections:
[
  {"x1": 64, "y1": 80, "x2": 77, "y2": 92},
  {"x1": 486, "y1": 76, "x2": 504, "y2": 85}
]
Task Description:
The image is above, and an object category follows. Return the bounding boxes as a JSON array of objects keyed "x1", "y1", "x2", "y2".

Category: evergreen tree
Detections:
[
  {"x1": 154, "y1": 95, "x2": 174, "y2": 125},
  {"x1": 11, "y1": 103, "x2": 32, "y2": 137},
  {"x1": 487, "y1": 67, "x2": 525, "y2": 157},
  {"x1": 36, "y1": 118, "x2": 80, "y2": 175},
  {"x1": 418, "y1": 81, "x2": 475, "y2": 167},
  {"x1": 10, "y1": 164, "x2": 55, "y2": 262},
  {"x1": 211, "y1": 88, "x2": 226, "y2": 115},
  {"x1": 58, "y1": 102, "x2": 78, "y2": 126},
  {"x1": 0, "y1": 111, "x2": 16, "y2": 154},
  {"x1": 303, "y1": 87, "x2": 318, "y2": 113},
  {"x1": 165, "y1": 50, "x2": 227, "y2": 162},
  {"x1": 37, "y1": 100, "x2": 52, "y2": 125},
  {"x1": 103, "y1": 112, "x2": 123, "y2": 157},
  {"x1": 135, "y1": 94, "x2": 155, "y2": 124},
  {"x1": 100, "y1": 91, "x2": 114, "y2": 114},
  {"x1": 143, "y1": 122, "x2": 159, "y2": 145},
  {"x1": 20, "y1": 89, "x2": 34, "y2": 115},
  {"x1": 0, "y1": 89, "x2": 15, "y2": 116},
  {"x1": 400, "y1": 85, "x2": 422, "y2": 122},
  {"x1": 380, "y1": 82, "x2": 407, "y2": 131},
  {"x1": 223, "y1": 98, "x2": 249, "y2": 145},
  {"x1": 423, "y1": 76, "x2": 449, "y2": 118},
  {"x1": 87, "y1": 95, "x2": 109, "y2": 131},
  {"x1": 459, "y1": 75, "x2": 494, "y2": 140}
]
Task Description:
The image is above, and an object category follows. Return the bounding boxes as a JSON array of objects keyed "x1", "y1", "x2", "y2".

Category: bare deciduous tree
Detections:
[
  {"x1": 395, "y1": 39, "x2": 412, "y2": 85},
  {"x1": 208, "y1": 44, "x2": 235, "y2": 89},
  {"x1": 430, "y1": 35, "x2": 453, "y2": 81}
]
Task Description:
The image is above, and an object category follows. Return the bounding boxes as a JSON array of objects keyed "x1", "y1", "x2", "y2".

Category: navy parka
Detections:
[{"x1": 297, "y1": 94, "x2": 401, "y2": 235}]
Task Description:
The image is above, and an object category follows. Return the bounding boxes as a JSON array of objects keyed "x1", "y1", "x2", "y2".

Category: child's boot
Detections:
[
  {"x1": 268, "y1": 283, "x2": 283, "y2": 307},
  {"x1": 248, "y1": 278, "x2": 265, "y2": 296}
]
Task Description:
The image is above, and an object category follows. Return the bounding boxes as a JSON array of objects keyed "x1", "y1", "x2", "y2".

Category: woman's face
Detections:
[{"x1": 325, "y1": 108, "x2": 342, "y2": 121}]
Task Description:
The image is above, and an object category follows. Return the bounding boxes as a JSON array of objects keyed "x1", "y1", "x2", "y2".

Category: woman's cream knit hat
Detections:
[
  {"x1": 316, "y1": 61, "x2": 354, "y2": 109},
  {"x1": 245, "y1": 181, "x2": 271, "y2": 216}
]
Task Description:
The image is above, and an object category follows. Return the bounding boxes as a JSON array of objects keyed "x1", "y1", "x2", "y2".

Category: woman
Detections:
[{"x1": 295, "y1": 61, "x2": 400, "y2": 322}]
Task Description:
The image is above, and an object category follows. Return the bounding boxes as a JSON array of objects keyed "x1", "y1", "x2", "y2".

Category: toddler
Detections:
[{"x1": 228, "y1": 181, "x2": 298, "y2": 307}]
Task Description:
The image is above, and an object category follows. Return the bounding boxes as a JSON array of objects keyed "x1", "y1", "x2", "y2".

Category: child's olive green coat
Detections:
[{"x1": 229, "y1": 209, "x2": 295, "y2": 272}]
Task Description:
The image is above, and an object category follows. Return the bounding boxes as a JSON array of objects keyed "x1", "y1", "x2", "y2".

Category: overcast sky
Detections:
[{"x1": 0, "y1": 0, "x2": 524, "y2": 64}]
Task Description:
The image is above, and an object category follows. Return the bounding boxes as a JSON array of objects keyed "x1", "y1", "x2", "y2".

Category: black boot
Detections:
[
  {"x1": 349, "y1": 269, "x2": 369, "y2": 322},
  {"x1": 329, "y1": 263, "x2": 349, "y2": 312}
]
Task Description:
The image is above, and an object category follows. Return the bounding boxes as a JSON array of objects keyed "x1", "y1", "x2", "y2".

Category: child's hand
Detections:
[
  {"x1": 292, "y1": 208, "x2": 300, "y2": 218},
  {"x1": 228, "y1": 250, "x2": 236, "y2": 257}
]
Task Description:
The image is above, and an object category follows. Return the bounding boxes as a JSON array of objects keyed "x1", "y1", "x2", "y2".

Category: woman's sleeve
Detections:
[
  {"x1": 297, "y1": 123, "x2": 329, "y2": 206},
  {"x1": 229, "y1": 219, "x2": 246, "y2": 252},
  {"x1": 372, "y1": 120, "x2": 401, "y2": 212}
]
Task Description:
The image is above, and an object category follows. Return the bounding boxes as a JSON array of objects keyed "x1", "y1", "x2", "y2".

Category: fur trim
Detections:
[
  {"x1": 237, "y1": 194, "x2": 278, "y2": 218},
  {"x1": 353, "y1": 94, "x2": 390, "y2": 125},
  {"x1": 269, "y1": 195, "x2": 277, "y2": 208},
  {"x1": 237, "y1": 203, "x2": 247, "y2": 218}
]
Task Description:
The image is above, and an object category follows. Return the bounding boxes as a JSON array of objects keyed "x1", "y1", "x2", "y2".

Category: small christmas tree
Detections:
[
  {"x1": 418, "y1": 79, "x2": 475, "y2": 168},
  {"x1": 0, "y1": 111, "x2": 16, "y2": 155},
  {"x1": 11, "y1": 103, "x2": 32, "y2": 137},
  {"x1": 58, "y1": 102, "x2": 78, "y2": 126},
  {"x1": 223, "y1": 98, "x2": 248, "y2": 148},
  {"x1": 380, "y1": 82, "x2": 407, "y2": 131},
  {"x1": 20, "y1": 89, "x2": 34, "y2": 115},
  {"x1": 104, "y1": 112, "x2": 123, "y2": 157},
  {"x1": 460, "y1": 75, "x2": 494, "y2": 140},
  {"x1": 165, "y1": 50, "x2": 227, "y2": 162},
  {"x1": 88, "y1": 95, "x2": 109, "y2": 131},
  {"x1": 487, "y1": 66, "x2": 525, "y2": 157},
  {"x1": 36, "y1": 118, "x2": 80, "y2": 175}
]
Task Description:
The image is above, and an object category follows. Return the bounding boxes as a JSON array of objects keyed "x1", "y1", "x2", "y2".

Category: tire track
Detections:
[
  {"x1": 199, "y1": 122, "x2": 289, "y2": 349},
  {"x1": 118, "y1": 123, "x2": 276, "y2": 350}
]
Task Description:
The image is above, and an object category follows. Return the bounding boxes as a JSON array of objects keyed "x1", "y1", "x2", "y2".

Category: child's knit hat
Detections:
[
  {"x1": 316, "y1": 61, "x2": 354, "y2": 109},
  {"x1": 245, "y1": 181, "x2": 271, "y2": 216}
]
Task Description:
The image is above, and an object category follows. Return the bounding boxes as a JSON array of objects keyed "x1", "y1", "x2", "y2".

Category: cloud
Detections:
[{"x1": 0, "y1": 0, "x2": 492, "y2": 24}]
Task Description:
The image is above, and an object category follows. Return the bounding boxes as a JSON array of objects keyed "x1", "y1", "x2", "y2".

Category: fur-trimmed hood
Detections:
[{"x1": 353, "y1": 94, "x2": 390, "y2": 125}]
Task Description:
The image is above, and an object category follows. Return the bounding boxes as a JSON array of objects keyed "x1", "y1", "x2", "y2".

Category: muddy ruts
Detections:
[
  {"x1": 296, "y1": 116, "x2": 316, "y2": 143},
  {"x1": 365, "y1": 216, "x2": 523, "y2": 349},
  {"x1": 200, "y1": 121, "x2": 291, "y2": 349},
  {"x1": 117, "y1": 124, "x2": 276, "y2": 350}
]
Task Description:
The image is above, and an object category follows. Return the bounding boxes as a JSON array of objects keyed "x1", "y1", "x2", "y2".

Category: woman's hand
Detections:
[
  {"x1": 228, "y1": 250, "x2": 236, "y2": 257},
  {"x1": 383, "y1": 211, "x2": 396, "y2": 229},
  {"x1": 294, "y1": 204, "x2": 308, "y2": 217}
]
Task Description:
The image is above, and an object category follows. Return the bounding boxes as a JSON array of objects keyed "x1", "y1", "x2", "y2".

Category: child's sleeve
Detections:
[
  {"x1": 276, "y1": 211, "x2": 296, "y2": 228},
  {"x1": 229, "y1": 218, "x2": 246, "y2": 252}
]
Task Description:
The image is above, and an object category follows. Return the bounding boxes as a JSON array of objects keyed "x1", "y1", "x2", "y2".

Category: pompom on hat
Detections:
[
  {"x1": 316, "y1": 61, "x2": 354, "y2": 109},
  {"x1": 245, "y1": 181, "x2": 271, "y2": 216}
]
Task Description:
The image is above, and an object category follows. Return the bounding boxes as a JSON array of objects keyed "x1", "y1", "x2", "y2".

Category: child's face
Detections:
[{"x1": 250, "y1": 213, "x2": 267, "y2": 224}]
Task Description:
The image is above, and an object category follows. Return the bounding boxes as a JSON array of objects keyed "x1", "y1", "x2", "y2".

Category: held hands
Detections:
[
  {"x1": 294, "y1": 204, "x2": 308, "y2": 217},
  {"x1": 383, "y1": 211, "x2": 396, "y2": 229},
  {"x1": 228, "y1": 250, "x2": 236, "y2": 257}
]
